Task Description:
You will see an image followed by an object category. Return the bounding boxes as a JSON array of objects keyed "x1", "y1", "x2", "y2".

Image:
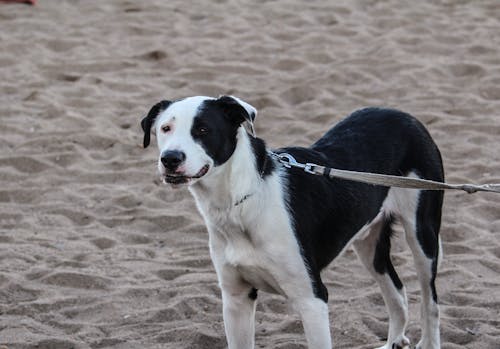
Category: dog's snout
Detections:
[{"x1": 161, "y1": 150, "x2": 186, "y2": 171}]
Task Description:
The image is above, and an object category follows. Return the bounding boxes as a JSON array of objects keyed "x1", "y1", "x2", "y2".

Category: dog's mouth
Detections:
[{"x1": 164, "y1": 164, "x2": 210, "y2": 185}]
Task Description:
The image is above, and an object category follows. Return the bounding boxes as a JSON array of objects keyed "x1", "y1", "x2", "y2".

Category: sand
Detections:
[{"x1": 0, "y1": 0, "x2": 499, "y2": 348}]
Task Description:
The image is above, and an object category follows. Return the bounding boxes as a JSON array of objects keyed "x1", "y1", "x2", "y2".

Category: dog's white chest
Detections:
[
  {"x1": 191, "y1": 171, "x2": 307, "y2": 298},
  {"x1": 202, "y1": 204, "x2": 285, "y2": 295},
  {"x1": 224, "y1": 239, "x2": 284, "y2": 295}
]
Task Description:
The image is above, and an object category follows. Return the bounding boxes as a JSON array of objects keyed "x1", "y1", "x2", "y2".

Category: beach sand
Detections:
[{"x1": 0, "y1": 0, "x2": 499, "y2": 348}]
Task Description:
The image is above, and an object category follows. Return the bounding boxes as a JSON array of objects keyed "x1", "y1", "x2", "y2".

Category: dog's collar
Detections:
[
  {"x1": 234, "y1": 193, "x2": 253, "y2": 207},
  {"x1": 233, "y1": 152, "x2": 268, "y2": 207}
]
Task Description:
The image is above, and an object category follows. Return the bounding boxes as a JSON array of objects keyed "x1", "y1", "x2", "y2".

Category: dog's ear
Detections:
[
  {"x1": 141, "y1": 100, "x2": 171, "y2": 148},
  {"x1": 215, "y1": 95, "x2": 257, "y2": 125}
]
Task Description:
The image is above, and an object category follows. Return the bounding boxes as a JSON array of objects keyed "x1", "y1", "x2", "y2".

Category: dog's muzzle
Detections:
[{"x1": 164, "y1": 164, "x2": 210, "y2": 185}]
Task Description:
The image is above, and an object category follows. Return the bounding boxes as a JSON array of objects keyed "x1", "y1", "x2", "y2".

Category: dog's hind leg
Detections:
[
  {"x1": 353, "y1": 216, "x2": 410, "y2": 349},
  {"x1": 401, "y1": 190, "x2": 442, "y2": 349}
]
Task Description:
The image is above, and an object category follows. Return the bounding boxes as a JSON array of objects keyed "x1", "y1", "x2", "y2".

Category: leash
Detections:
[
  {"x1": 243, "y1": 118, "x2": 499, "y2": 194},
  {"x1": 269, "y1": 151, "x2": 500, "y2": 194}
]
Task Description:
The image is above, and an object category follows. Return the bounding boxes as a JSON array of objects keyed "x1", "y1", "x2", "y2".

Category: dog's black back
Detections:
[{"x1": 275, "y1": 108, "x2": 444, "y2": 301}]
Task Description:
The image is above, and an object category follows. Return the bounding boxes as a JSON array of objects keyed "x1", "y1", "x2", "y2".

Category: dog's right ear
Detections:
[{"x1": 141, "y1": 100, "x2": 171, "y2": 148}]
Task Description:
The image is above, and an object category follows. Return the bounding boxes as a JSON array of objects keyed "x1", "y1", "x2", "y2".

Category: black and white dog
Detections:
[{"x1": 141, "y1": 95, "x2": 444, "y2": 349}]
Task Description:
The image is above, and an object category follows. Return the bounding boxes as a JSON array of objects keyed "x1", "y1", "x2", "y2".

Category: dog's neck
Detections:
[{"x1": 189, "y1": 127, "x2": 267, "y2": 210}]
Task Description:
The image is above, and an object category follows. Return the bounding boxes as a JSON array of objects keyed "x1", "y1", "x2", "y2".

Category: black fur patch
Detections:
[
  {"x1": 373, "y1": 215, "x2": 403, "y2": 290},
  {"x1": 248, "y1": 287, "x2": 258, "y2": 300},
  {"x1": 250, "y1": 137, "x2": 274, "y2": 178},
  {"x1": 416, "y1": 191, "x2": 443, "y2": 303},
  {"x1": 141, "y1": 100, "x2": 171, "y2": 148},
  {"x1": 191, "y1": 104, "x2": 239, "y2": 166},
  {"x1": 192, "y1": 97, "x2": 273, "y2": 178},
  {"x1": 190, "y1": 97, "x2": 253, "y2": 166}
]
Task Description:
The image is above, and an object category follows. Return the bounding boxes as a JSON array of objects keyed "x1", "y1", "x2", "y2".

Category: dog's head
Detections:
[{"x1": 141, "y1": 95, "x2": 257, "y2": 186}]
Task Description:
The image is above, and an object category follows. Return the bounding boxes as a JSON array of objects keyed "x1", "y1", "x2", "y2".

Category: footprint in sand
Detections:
[
  {"x1": 91, "y1": 237, "x2": 117, "y2": 250},
  {"x1": 0, "y1": 156, "x2": 50, "y2": 173},
  {"x1": 122, "y1": 233, "x2": 152, "y2": 245},
  {"x1": 0, "y1": 283, "x2": 40, "y2": 303},
  {"x1": 448, "y1": 63, "x2": 485, "y2": 78},
  {"x1": 155, "y1": 268, "x2": 187, "y2": 281},
  {"x1": 42, "y1": 272, "x2": 110, "y2": 290}
]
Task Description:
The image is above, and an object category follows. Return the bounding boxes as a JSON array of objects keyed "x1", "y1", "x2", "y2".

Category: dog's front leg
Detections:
[
  {"x1": 292, "y1": 297, "x2": 332, "y2": 349},
  {"x1": 221, "y1": 282, "x2": 257, "y2": 349},
  {"x1": 209, "y1": 234, "x2": 256, "y2": 349}
]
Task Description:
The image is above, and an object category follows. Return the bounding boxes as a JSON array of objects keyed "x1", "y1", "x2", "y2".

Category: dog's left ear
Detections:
[
  {"x1": 215, "y1": 95, "x2": 257, "y2": 125},
  {"x1": 141, "y1": 100, "x2": 171, "y2": 148}
]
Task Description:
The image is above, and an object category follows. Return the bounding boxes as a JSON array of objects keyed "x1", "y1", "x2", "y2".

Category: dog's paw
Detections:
[
  {"x1": 391, "y1": 336, "x2": 410, "y2": 349},
  {"x1": 377, "y1": 336, "x2": 410, "y2": 349}
]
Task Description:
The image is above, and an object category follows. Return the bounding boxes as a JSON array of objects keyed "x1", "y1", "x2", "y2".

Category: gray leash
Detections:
[{"x1": 269, "y1": 151, "x2": 500, "y2": 194}]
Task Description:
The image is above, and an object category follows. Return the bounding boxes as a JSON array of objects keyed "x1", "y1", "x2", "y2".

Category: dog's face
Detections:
[{"x1": 141, "y1": 95, "x2": 257, "y2": 187}]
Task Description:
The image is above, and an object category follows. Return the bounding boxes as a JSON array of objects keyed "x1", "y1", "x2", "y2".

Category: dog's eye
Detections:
[
  {"x1": 196, "y1": 126, "x2": 208, "y2": 135},
  {"x1": 161, "y1": 125, "x2": 171, "y2": 133}
]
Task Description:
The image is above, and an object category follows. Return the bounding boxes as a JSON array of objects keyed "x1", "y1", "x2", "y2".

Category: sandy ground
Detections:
[{"x1": 0, "y1": 0, "x2": 499, "y2": 348}]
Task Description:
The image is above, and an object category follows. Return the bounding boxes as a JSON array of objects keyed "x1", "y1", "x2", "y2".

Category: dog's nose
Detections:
[{"x1": 161, "y1": 150, "x2": 186, "y2": 171}]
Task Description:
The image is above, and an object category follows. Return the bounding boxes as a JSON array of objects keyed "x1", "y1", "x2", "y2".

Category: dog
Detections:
[{"x1": 141, "y1": 95, "x2": 444, "y2": 349}]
